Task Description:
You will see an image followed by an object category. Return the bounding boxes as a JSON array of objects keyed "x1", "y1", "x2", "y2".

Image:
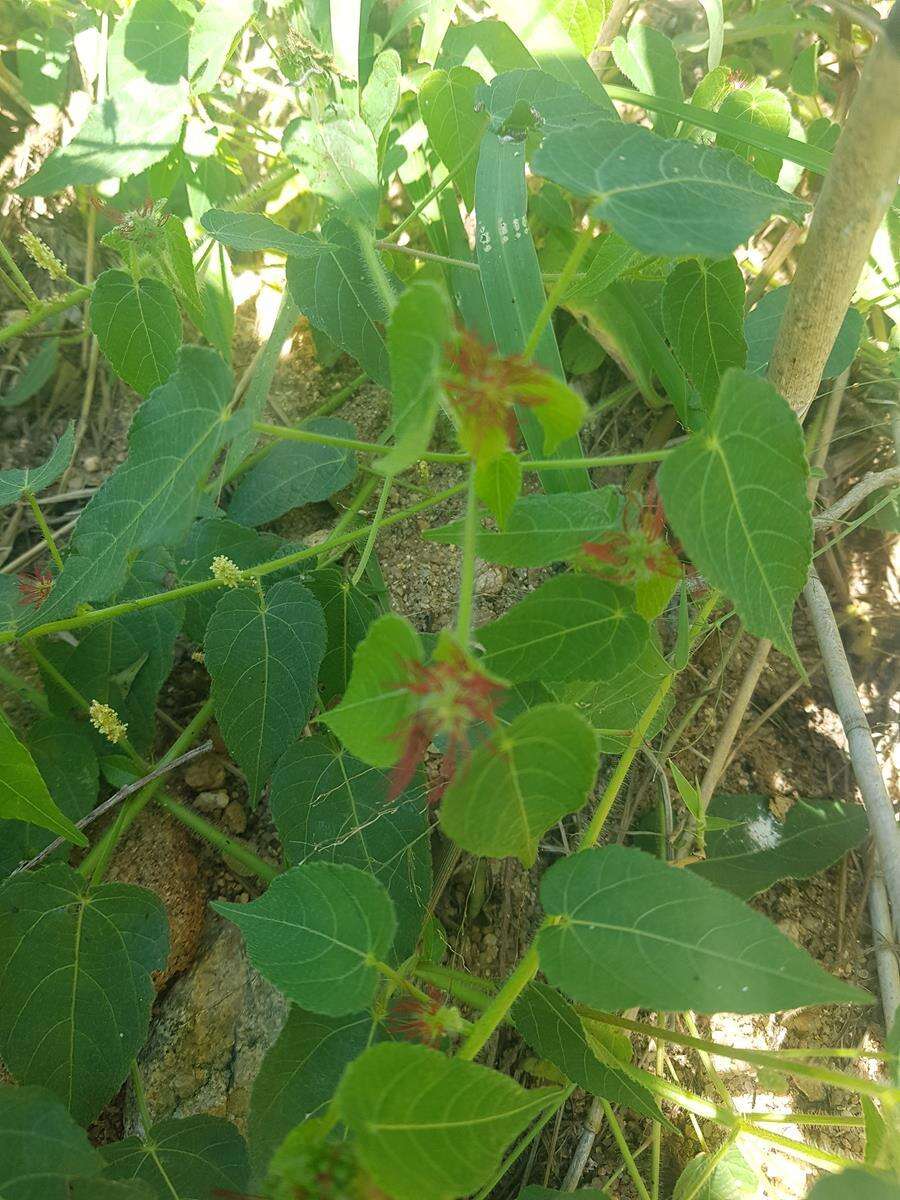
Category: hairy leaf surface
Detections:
[
  {"x1": 0, "y1": 422, "x2": 74, "y2": 505},
  {"x1": 0, "y1": 714, "x2": 86, "y2": 847},
  {"x1": 90, "y1": 271, "x2": 182, "y2": 398},
  {"x1": 661, "y1": 257, "x2": 746, "y2": 409}
]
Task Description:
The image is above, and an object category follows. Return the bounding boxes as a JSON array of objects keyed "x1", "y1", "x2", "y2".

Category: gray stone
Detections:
[{"x1": 126, "y1": 915, "x2": 288, "y2": 1135}]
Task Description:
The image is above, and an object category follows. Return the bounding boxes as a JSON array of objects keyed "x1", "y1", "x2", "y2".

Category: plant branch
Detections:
[
  {"x1": 455, "y1": 467, "x2": 479, "y2": 645},
  {"x1": 813, "y1": 465, "x2": 900, "y2": 526},
  {"x1": 24, "y1": 491, "x2": 64, "y2": 571},
  {"x1": 0, "y1": 285, "x2": 92, "y2": 346},
  {"x1": 11, "y1": 740, "x2": 214, "y2": 874},
  {"x1": 768, "y1": 7, "x2": 900, "y2": 419}
]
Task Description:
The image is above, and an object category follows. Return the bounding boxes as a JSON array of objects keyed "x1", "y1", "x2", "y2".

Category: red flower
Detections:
[
  {"x1": 443, "y1": 329, "x2": 552, "y2": 460},
  {"x1": 581, "y1": 482, "x2": 680, "y2": 586},
  {"x1": 389, "y1": 640, "x2": 505, "y2": 803},
  {"x1": 17, "y1": 568, "x2": 53, "y2": 608},
  {"x1": 386, "y1": 985, "x2": 464, "y2": 1047}
]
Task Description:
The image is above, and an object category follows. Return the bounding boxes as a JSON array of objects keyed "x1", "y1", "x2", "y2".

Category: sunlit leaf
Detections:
[
  {"x1": 420, "y1": 67, "x2": 487, "y2": 209},
  {"x1": 612, "y1": 25, "x2": 683, "y2": 137},
  {"x1": 188, "y1": 0, "x2": 254, "y2": 93},
  {"x1": 537, "y1": 844, "x2": 869, "y2": 1012}
]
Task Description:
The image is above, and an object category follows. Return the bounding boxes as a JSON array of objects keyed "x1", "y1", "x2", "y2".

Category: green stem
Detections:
[
  {"x1": 455, "y1": 467, "x2": 478, "y2": 645},
  {"x1": 2, "y1": 482, "x2": 467, "y2": 646},
  {"x1": 351, "y1": 474, "x2": 393, "y2": 586},
  {"x1": 375, "y1": 241, "x2": 480, "y2": 273},
  {"x1": 456, "y1": 946, "x2": 540, "y2": 1061},
  {"x1": 415, "y1": 963, "x2": 495, "y2": 1009},
  {"x1": 24, "y1": 491, "x2": 64, "y2": 570},
  {"x1": 0, "y1": 238, "x2": 38, "y2": 308},
  {"x1": 383, "y1": 146, "x2": 479, "y2": 245},
  {"x1": 318, "y1": 475, "x2": 381, "y2": 568},
  {"x1": 0, "y1": 262, "x2": 34, "y2": 307},
  {"x1": 371, "y1": 958, "x2": 436, "y2": 1006},
  {"x1": 602, "y1": 1100, "x2": 652, "y2": 1200},
  {"x1": 581, "y1": 1009, "x2": 899, "y2": 1101},
  {"x1": 130, "y1": 1060, "x2": 153, "y2": 1132},
  {"x1": 0, "y1": 285, "x2": 92, "y2": 346},
  {"x1": 356, "y1": 225, "x2": 397, "y2": 314},
  {"x1": 312, "y1": 372, "x2": 367, "y2": 418},
  {"x1": 676, "y1": 1131, "x2": 739, "y2": 1200},
  {"x1": 251, "y1": 420, "x2": 671, "y2": 471},
  {"x1": 523, "y1": 223, "x2": 595, "y2": 361},
  {"x1": 156, "y1": 794, "x2": 277, "y2": 881}
]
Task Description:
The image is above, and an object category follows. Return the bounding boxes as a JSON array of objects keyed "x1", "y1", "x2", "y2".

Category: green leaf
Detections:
[
  {"x1": 744, "y1": 285, "x2": 864, "y2": 380},
  {"x1": 541, "y1": 0, "x2": 608, "y2": 58},
  {"x1": 419, "y1": 67, "x2": 489, "y2": 209},
  {"x1": 248, "y1": 1008, "x2": 372, "y2": 1175},
  {"x1": 285, "y1": 220, "x2": 395, "y2": 387},
  {"x1": 101, "y1": 1116, "x2": 249, "y2": 1199},
  {"x1": 673, "y1": 1146, "x2": 760, "y2": 1200},
  {"x1": 656, "y1": 369, "x2": 811, "y2": 657},
  {"x1": 533, "y1": 120, "x2": 807, "y2": 256},
  {"x1": 16, "y1": 27, "x2": 71, "y2": 108},
  {"x1": 0, "y1": 1085, "x2": 105, "y2": 1200},
  {"x1": 198, "y1": 242, "x2": 233, "y2": 363},
  {"x1": 90, "y1": 271, "x2": 182, "y2": 397},
  {"x1": 362, "y1": 49, "x2": 402, "y2": 152},
  {"x1": 611, "y1": 25, "x2": 683, "y2": 137},
  {"x1": 536, "y1": 844, "x2": 869, "y2": 1013},
  {"x1": 188, "y1": 0, "x2": 254, "y2": 93},
  {"x1": 228, "y1": 419, "x2": 358, "y2": 526},
  {"x1": 0, "y1": 713, "x2": 87, "y2": 847},
  {"x1": 18, "y1": 0, "x2": 191, "y2": 196},
  {"x1": 421, "y1": 0, "x2": 457, "y2": 64},
  {"x1": 20, "y1": 347, "x2": 234, "y2": 631},
  {"x1": 426, "y1": 488, "x2": 622, "y2": 566},
  {"x1": 661, "y1": 257, "x2": 747, "y2": 410},
  {"x1": 475, "y1": 452, "x2": 522, "y2": 529},
  {"x1": 0, "y1": 865, "x2": 168, "y2": 1123},
  {"x1": 689, "y1": 796, "x2": 868, "y2": 899},
  {"x1": 213, "y1": 862, "x2": 396, "y2": 1015},
  {"x1": 283, "y1": 116, "x2": 379, "y2": 228},
  {"x1": 200, "y1": 208, "x2": 325, "y2": 256},
  {"x1": 164, "y1": 218, "x2": 204, "y2": 329},
  {"x1": 306, "y1": 568, "x2": 380, "y2": 702},
  {"x1": 561, "y1": 637, "x2": 671, "y2": 751},
  {"x1": 562, "y1": 232, "x2": 641, "y2": 306},
  {"x1": 338, "y1": 1042, "x2": 557, "y2": 1200},
  {"x1": 478, "y1": 575, "x2": 649, "y2": 684},
  {"x1": 0, "y1": 718, "x2": 99, "y2": 879},
  {"x1": 475, "y1": 129, "x2": 588, "y2": 493},
  {"x1": 0, "y1": 421, "x2": 74, "y2": 505},
  {"x1": 0, "y1": 330, "x2": 59, "y2": 408},
  {"x1": 512, "y1": 982, "x2": 669, "y2": 1124},
  {"x1": 790, "y1": 42, "x2": 819, "y2": 97},
  {"x1": 378, "y1": 279, "x2": 452, "y2": 475},
  {"x1": 204, "y1": 580, "x2": 326, "y2": 803},
  {"x1": 320, "y1": 613, "x2": 423, "y2": 767},
  {"x1": 269, "y1": 736, "x2": 431, "y2": 959},
  {"x1": 717, "y1": 83, "x2": 792, "y2": 181},
  {"x1": 176, "y1": 518, "x2": 288, "y2": 642},
  {"x1": 806, "y1": 1170, "x2": 900, "y2": 1199},
  {"x1": 440, "y1": 702, "x2": 596, "y2": 864}
]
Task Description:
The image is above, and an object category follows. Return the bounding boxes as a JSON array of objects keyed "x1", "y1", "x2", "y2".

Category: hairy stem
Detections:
[
  {"x1": 24, "y1": 491, "x2": 64, "y2": 571},
  {"x1": 455, "y1": 467, "x2": 479, "y2": 645},
  {"x1": 0, "y1": 285, "x2": 92, "y2": 346}
]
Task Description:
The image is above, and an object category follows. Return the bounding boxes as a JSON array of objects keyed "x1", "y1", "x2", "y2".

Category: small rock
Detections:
[
  {"x1": 793, "y1": 1074, "x2": 827, "y2": 1102},
  {"x1": 305, "y1": 528, "x2": 331, "y2": 547},
  {"x1": 185, "y1": 754, "x2": 226, "y2": 791},
  {"x1": 83, "y1": 455, "x2": 101, "y2": 473},
  {"x1": 475, "y1": 564, "x2": 505, "y2": 597},
  {"x1": 126, "y1": 917, "x2": 289, "y2": 1133},
  {"x1": 223, "y1": 800, "x2": 247, "y2": 834},
  {"x1": 194, "y1": 790, "x2": 229, "y2": 813}
]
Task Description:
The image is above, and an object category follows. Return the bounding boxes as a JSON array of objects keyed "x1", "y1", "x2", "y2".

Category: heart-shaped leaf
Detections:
[
  {"x1": 0, "y1": 865, "x2": 168, "y2": 1123},
  {"x1": 661, "y1": 257, "x2": 747, "y2": 410},
  {"x1": 90, "y1": 271, "x2": 182, "y2": 397},
  {"x1": 656, "y1": 368, "x2": 812, "y2": 658},
  {"x1": 419, "y1": 67, "x2": 488, "y2": 209},
  {"x1": 478, "y1": 576, "x2": 649, "y2": 684},
  {"x1": 439, "y1": 703, "x2": 596, "y2": 865},
  {"x1": 205, "y1": 580, "x2": 326, "y2": 803},
  {"x1": 305, "y1": 568, "x2": 381, "y2": 703},
  {"x1": 101, "y1": 1116, "x2": 249, "y2": 1198},
  {"x1": 537, "y1": 845, "x2": 869, "y2": 1013},
  {"x1": 213, "y1": 862, "x2": 395, "y2": 1015}
]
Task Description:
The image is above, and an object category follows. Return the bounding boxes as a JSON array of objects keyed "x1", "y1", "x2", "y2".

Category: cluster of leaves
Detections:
[{"x1": 0, "y1": 1, "x2": 896, "y2": 1199}]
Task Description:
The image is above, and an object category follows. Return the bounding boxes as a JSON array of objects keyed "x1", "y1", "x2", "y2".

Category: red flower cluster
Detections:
[
  {"x1": 389, "y1": 640, "x2": 504, "y2": 803},
  {"x1": 17, "y1": 568, "x2": 53, "y2": 608},
  {"x1": 581, "y1": 483, "x2": 680, "y2": 586},
  {"x1": 443, "y1": 329, "x2": 549, "y2": 459}
]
